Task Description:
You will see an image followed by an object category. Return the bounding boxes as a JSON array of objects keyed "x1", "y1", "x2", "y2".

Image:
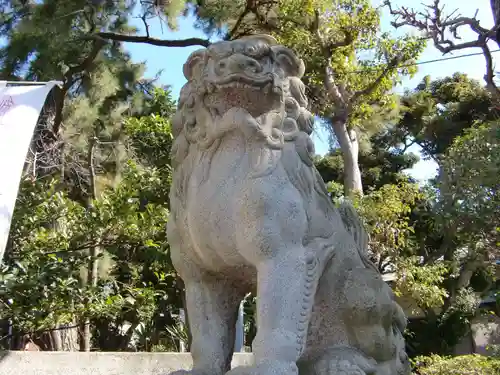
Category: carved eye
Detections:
[
  {"x1": 245, "y1": 43, "x2": 269, "y2": 58},
  {"x1": 247, "y1": 60, "x2": 261, "y2": 71},
  {"x1": 245, "y1": 45, "x2": 257, "y2": 55}
]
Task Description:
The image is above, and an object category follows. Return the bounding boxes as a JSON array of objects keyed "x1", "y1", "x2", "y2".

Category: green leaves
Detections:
[
  {"x1": 398, "y1": 73, "x2": 494, "y2": 157},
  {"x1": 0, "y1": 160, "x2": 170, "y2": 333},
  {"x1": 356, "y1": 182, "x2": 422, "y2": 253},
  {"x1": 0, "y1": 86, "x2": 181, "y2": 348},
  {"x1": 268, "y1": 0, "x2": 424, "y2": 124},
  {"x1": 394, "y1": 258, "x2": 449, "y2": 311},
  {"x1": 437, "y1": 120, "x2": 500, "y2": 258},
  {"x1": 413, "y1": 354, "x2": 500, "y2": 375},
  {"x1": 125, "y1": 114, "x2": 174, "y2": 168}
]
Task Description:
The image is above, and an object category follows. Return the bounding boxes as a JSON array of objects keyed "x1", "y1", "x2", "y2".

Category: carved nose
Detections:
[{"x1": 216, "y1": 54, "x2": 262, "y2": 74}]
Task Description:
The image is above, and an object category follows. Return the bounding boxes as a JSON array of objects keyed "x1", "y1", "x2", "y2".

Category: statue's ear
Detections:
[
  {"x1": 271, "y1": 46, "x2": 305, "y2": 78},
  {"x1": 183, "y1": 49, "x2": 207, "y2": 80}
]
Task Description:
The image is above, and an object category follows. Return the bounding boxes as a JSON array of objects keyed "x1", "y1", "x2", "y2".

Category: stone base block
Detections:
[{"x1": 0, "y1": 351, "x2": 254, "y2": 375}]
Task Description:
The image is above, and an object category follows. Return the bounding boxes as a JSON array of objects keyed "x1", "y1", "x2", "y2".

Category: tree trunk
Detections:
[
  {"x1": 323, "y1": 64, "x2": 364, "y2": 196},
  {"x1": 80, "y1": 137, "x2": 99, "y2": 352},
  {"x1": 332, "y1": 119, "x2": 363, "y2": 196},
  {"x1": 51, "y1": 324, "x2": 79, "y2": 351},
  {"x1": 492, "y1": 0, "x2": 500, "y2": 27},
  {"x1": 80, "y1": 322, "x2": 91, "y2": 351}
]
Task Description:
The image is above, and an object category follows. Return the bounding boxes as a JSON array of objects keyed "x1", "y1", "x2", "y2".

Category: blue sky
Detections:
[{"x1": 123, "y1": 0, "x2": 498, "y2": 183}]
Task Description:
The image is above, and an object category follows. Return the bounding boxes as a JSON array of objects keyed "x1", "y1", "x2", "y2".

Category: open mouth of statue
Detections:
[
  {"x1": 210, "y1": 72, "x2": 273, "y2": 85},
  {"x1": 204, "y1": 74, "x2": 281, "y2": 118},
  {"x1": 206, "y1": 73, "x2": 278, "y2": 94}
]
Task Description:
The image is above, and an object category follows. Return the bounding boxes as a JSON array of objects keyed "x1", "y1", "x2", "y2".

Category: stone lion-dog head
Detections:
[{"x1": 171, "y1": 34, "x2": 315, "y2": 169}]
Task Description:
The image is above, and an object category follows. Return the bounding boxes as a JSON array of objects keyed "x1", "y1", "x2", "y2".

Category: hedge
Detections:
[{"x1": 412, "y1": 354, "x2": 500, "y2": 375}]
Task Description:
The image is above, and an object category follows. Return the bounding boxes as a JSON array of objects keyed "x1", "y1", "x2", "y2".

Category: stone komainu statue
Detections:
[{"x1": 167, "y1": 35, "x2": 409, "y2": 375}]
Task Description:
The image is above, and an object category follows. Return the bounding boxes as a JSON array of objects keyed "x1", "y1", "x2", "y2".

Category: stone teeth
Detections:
[
  {"x1": 207, "y1": 79, "x2": 269, "y2": 91},
  {"x1": 207, "y1": 83, "x2": 216, "y2": 93}
]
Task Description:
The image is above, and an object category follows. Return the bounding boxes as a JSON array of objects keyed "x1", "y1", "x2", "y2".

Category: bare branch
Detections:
[
  {"x1": 481, "y1": 44, "x2": 500, "y2": 96},
  {"x1": 139, "y1": 13, "x2": 151, "y2": 38},
  {"x1": 385, "y1": 0, "x2": 494, "y2": 53},
  {"x1": 93, "y1": 32, "x2": 210, "y2": 48},
  {"x1": 400, "y1": 139, "x2": 416, "y2": 154},
  {"x1": 385, "y1": 0, "x2": 500, "y2": 97}
]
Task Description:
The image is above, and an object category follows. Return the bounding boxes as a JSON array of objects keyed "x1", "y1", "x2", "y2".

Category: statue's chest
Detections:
[
  {"x1": 181, "y1": 160, "x2": 248, "y2": 269},
  {"x1": 186, "y1": 169, "x2": 237, "y2": 234},
  {"x1": 185, "y1": 145, "x2": 247, "y2": 222}
]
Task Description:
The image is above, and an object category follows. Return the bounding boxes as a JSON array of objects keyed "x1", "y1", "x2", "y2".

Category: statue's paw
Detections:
[
  {"x1": 305, "y1": 346, "x2": 377, "y2": 375},
  {"x1": 226, "y1": 361, "x2": 298, "y2": 375},
  {"x1": 328, "y1": 360, "x2": 367, "y2": 375}
]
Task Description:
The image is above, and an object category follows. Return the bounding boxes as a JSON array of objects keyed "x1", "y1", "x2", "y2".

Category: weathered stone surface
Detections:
[
  {"x1": 167, "y1": 34, "x2": 409, "y2": 375},
  {"x1": 0, "y1": 351, "x2": 254, "y2": 375}
]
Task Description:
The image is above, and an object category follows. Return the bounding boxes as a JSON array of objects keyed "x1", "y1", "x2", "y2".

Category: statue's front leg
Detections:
[
  {"x1": 171, "y1": 272, "x2": 245, "y2": 375},
  {"x1": 226, "y1": 247, "x2": 319, "y2": 375},
  {"x1": 252, "y1": 250, "x2": 319, "y2": 367},
  {"x1": 231, "y1": 192, "x2": 319, "y2": 375}
]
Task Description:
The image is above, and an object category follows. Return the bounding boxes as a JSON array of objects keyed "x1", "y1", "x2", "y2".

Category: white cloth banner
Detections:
[{"x1": 0, "y1": 82, "x2": 59, "y2": 264}]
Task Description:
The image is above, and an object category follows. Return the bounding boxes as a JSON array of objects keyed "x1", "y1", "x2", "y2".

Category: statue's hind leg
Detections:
[
  {"x1": 298, "y1": 351, "x2": 377, "y2": 375},
  {"x1": 297, "y1": 258, "x2": 410, "y2": 375}
]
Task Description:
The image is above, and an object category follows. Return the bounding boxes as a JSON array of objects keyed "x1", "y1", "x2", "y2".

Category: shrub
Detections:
[{"x1": 413, "y1": 354, "x2": 500, "y2": 375}]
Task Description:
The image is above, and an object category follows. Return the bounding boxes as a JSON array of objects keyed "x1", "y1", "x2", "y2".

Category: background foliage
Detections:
[
  {"x1": 0, "y1": 0, "x2": 498, "y2": 361},
  {"x1": 412, "y1": 354, "x2": 500, "y2": 375}
]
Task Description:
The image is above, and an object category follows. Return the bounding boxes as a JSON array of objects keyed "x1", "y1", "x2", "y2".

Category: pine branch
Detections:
[
  {"x1": 352, "y1": 56, "x2": 401, "y2": 102},
  {"x1": 53, "y1": 38, "x2": 107, "y2": 134},
  {"x1": 94, "y1": 32, "x2": 211, "y2": 48},
  {"x1": 226, "y1": 3, "x2": 252, "y2": 40}
]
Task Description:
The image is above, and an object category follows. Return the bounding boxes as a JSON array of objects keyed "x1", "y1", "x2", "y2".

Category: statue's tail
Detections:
[
  {"x1": 337, "y1": 200, "x2": 379, "y2": 274},
  {"x1": 338, "y1": 200, "x2": 409, "y2": 373}
]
